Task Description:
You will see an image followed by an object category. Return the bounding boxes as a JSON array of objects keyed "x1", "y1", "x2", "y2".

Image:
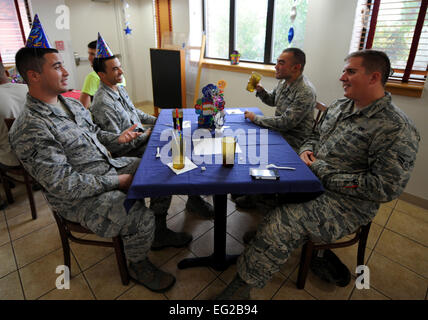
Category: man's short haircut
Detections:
[
  {"x1": 282, "y1": 47, "x2": 306, "y2": 72},
  {"x1": 346, "y1": 49, "x2": 391, "y2": 86},
  {"x1": 15, "y1": 47, "x2": 59, "y2": 83},
  {"x1": 92, "y1": 56, "x2": 116, "y2": 73},
  {"x1": 88, "y1": 40, "x2": 97, "y2": 50}
]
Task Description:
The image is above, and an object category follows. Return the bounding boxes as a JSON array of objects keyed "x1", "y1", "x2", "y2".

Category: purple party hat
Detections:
[
  {"x1": 25, "y1": 14, "x2": 52, "y2": 48},
  {"x1": 95, "y1": 32, "x2": 114, "y2": 58}
]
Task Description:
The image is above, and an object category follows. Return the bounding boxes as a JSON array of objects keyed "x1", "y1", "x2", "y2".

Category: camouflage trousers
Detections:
[
  {"x1": 80, "y1": 158, "x2": 155, "y2": 263},
  {"x1": 237, "y1": 190, "x2": 374, "y2": 288}
]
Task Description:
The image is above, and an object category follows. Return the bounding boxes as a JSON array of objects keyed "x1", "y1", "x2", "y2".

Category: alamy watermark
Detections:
[
  {"x1": 55, "y1": 265, "x2": 70, "y2": 290},
  {"x1": 55, "y1": 5, "x2": 70, "y2": 30},
  {"x1": 355, "y1": 265, "x2": 370, "y2": 289}
]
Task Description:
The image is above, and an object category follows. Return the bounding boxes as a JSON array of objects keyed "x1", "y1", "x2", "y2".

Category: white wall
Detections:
[
  {"x1": 65, "y1": 0, "x2": 156, "y2": 102},
  {"x1": 31, "y1": 0, "x2": 78, "y2": 89}
]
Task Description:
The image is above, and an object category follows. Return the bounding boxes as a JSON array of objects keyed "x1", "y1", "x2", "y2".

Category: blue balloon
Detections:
[{"x1": 288, "y1": 27, "x2": 294, "y2": 43}]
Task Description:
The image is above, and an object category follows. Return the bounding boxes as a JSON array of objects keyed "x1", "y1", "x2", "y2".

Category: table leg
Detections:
[{"x1": 177, "y1": 194, "x2": 239, "y2": 271}]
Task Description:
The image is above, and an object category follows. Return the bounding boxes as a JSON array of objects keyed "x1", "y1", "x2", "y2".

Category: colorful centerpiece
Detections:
[{"x1": 194, "y1": 81, "x2": 226, "y2": 129}]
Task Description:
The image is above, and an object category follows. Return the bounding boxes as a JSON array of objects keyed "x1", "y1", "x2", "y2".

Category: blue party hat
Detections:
[
  {"x1": 95, "y1": 33, "x2": 114, "y2": 58},
  {"x1": 25, "y1": 14, "x2": 52, "y2": 48}
]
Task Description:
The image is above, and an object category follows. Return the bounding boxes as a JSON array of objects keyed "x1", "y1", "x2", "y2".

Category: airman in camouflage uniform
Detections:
[
  {"x1": 235, "y1": 48, "x2": 317, "y2": 209},
  {"x1": 217, "y1": 50, "x2": 420, "y2": 299},
  {"x1": 245, "y1": 48, "x2": 317, "y2": 152},
  {"x1": 9, "y1": 47, "x2": 175, "y2": 292},
  {"x1": 90, "y1": 56, "x2": 213, "y2": 250},
  {"x1": 91, "y1": 81, "x2": 156, "y2": 158}
]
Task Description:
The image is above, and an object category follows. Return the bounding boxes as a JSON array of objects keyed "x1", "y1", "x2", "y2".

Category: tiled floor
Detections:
[{"x1": 0, "y1": 183, "x2": 427, "y2": 300}]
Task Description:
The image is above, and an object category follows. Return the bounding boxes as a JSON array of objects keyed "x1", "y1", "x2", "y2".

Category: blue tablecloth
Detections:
[{"x1": 125, "y1": 108, "x2": 323, "y2": 210}]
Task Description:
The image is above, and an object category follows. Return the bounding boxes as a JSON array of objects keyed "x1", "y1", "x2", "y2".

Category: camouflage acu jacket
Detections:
[
  {"x1": 255, "y1": 74, "x2": 317, "y2": 151},
  {"x1": 91, "y1": 82, "x2": 156, "y2": 157},
  {"x1": 8, "y1": 94, "x2": 135, "y2": 214},
  {"x1": 300, "y1": 93, "x2": 420, "y2": 216}
]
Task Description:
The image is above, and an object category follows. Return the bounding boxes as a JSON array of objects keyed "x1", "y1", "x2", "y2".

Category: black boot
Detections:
[
  {"x1": 185, "y1": 195, "x2": 214, "y2": 219},
  {"x1": 310, "y1": 249, "x2": 351, "y2": 287},
  {"x1": 151, "y1": 214, "x2": 193, "y2": 251},
  {"x1": 215, "y1": 274, "x2": 251, "y2": 300}
]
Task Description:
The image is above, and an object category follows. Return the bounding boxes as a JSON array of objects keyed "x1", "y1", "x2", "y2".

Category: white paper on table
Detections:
[
  {"x1": 225, "y1": 109, "x2": 244, "y2": 115},
  {"x1": 192, "y1": 138, "x2": 242, "y2": 156},
  {"x1": 167, "y1": 157, "x2": 198, "y2": 175},
  {"x1": 182, "y1": 120, "x2": 191, "y2": 128}
]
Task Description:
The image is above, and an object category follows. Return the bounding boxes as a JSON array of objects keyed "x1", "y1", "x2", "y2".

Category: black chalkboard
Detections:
[{"x1": 150, "y1": 48, "x2": 186, "y2": 109}]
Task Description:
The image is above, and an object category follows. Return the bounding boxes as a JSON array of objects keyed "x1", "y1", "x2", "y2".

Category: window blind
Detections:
[
  {"x1": 350, "y1": 0, "x2": 427, "y2": 86},
  {"x1": 0, "y1": 0, "x2": 32, "y2": 64}
]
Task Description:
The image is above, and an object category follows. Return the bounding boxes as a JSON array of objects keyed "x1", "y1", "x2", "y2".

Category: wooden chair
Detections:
[
  {"x1": 296, "y1": 222, "x2": 372, "y2": 289},
  {"x1": 313, "y1": 102, "x2": 327, "y2": 131},
  {"x1": 51, "y1": 208, "x2": 130, "y2": 285},
  {"x1": 0, "y1": 118, "x2": 37, "y2": 219}
]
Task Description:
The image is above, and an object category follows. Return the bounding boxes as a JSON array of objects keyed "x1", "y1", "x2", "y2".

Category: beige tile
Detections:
[
  {"x1": 70, "y1": 234, "x2": 115, "y2": 271},
  {"x1": 366, "y1": 222, "x2": 383, "y2": 250},
  {"x1": 190, "y1": 228, "x2": 244, "y2": 260},
  {"x1": 194, "y1": 278, "x2": 227, "y2": 300},
  {"x1": 166, "y1": 209, "x2": 214, "y2": 241},
  {"x1": 350, "y1": 287, "x2": 390, "y2": 300},
  {"x1": 8, "y1": 202, "x2": 54, "y2": 241},
  {"x1": 251, "y1": 272, "x2": 287, "y2": 300},
  {"x1": 329, "y1": 246, "x2": 371, "y2": 279},
  {"x1": 384, "y1": 199, "x2": 398, "y2": 209},
  {"x1": 20, "y1": 248, "x2": 81, "y2": 300},
  {"x1": 167, "y1": 195, "x2": 187, "y2": 218},
  {"x1": 226, "y1": 210, "x2": 263, "y2": 245},
  {"x1": 117, "y1": 284, "x2": 167, "y2": 300},
  {"x1": 0, "y1": 213, "x2": 10, "y2": 246},
  {"x1": 0, "y1": 242, "x2": 17, "y2": 278},
  {"x1": 13, "y1": 223, "x2": 62, "y2": 267},
  {"x1": 218, "y1": 263, "x2": 238, "y2": 284},
  {"x1": 0, "y1": 271, "x2": 24, "y2": 300},
  {"x1": 162, "y1": 249, "x2": 217, "y2": 300},
  {"x1": 148, "y1": 246, "x2": 185, "y2": 268},
  {"x1": 38, "y1": 273, "x2": 94, "y2": 300},
  {"x1": 288, "y1": 268, "x2": 355, "y2": 300},
  {"x1": 273, "y1": 278, "x2": 316, "y2": 300},
  {"x1": 386, "y1": 210, "x2": 428, "y2": 246},
  {"x1": 375, "y1": 229, "x2": 428, "y2": 278},
  {"x1": 4, "y1": 188, "x2": 47, "y2": 220},
  {"x1": 395, "y1": 200, "x2": 428, "y2": 224},
  {"x1": 84, "y1": 254, "x2": 131, "y2": 300},
  {"x1": 279, "y1": 247, "x2": 301, "y2": 279},
  {"x1": 367, "y1": 252, "x2": 427, "y2": 300},
  {"x1": 373, "y1": 204, "x2": 393, "y2": 227}
]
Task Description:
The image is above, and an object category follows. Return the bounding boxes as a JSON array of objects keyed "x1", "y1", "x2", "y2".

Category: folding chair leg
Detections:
[
  {"x1": 1, "y1": 174, "x2": 14, "y2": 204},
  {"x1": 53, "y1": 214, "x2": 72, "y2": 274},
  {"x1": 356, "y1": 223, "x2": 371, "y2": 276},
  {"x1": 23, "y1": 172, "x2": 37, "y2": 220},
  {"x1": 297, "y1": 242, "x2": 314, "y2": 289},
  {"x1": 113, "y1": 237, "x2": 129, "y2": 285}
]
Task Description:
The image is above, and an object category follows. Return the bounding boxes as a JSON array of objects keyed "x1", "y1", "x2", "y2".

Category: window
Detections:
[
  {"x1": 203, "y1": 0, "x2": 308, "y2": 64},
  {"x1": 350, "y1": 0, "x2": 428, "y2": 97},
  {"x1": 0, "y1": 0, "x2": 32, "y2": 65}
]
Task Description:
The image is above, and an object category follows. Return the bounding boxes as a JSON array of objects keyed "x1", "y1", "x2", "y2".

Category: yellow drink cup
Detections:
[
  {"x1": 222, "y1": 137, "x2": 236, "y2": 167},
  {"x1": 246, "y1": 72, "x2": 262, "y2": 92},
  {"x1": 172, "y1": 131, "x2": 185, "y2": 170}
]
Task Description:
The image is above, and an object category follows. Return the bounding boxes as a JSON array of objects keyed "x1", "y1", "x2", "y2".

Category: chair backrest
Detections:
[
  {"x1": 4, "y1": 118, "x2": 15, "y2": 131},
  {"x1": 313, "y1": 102, "x2": 327, "y2": 131}
]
